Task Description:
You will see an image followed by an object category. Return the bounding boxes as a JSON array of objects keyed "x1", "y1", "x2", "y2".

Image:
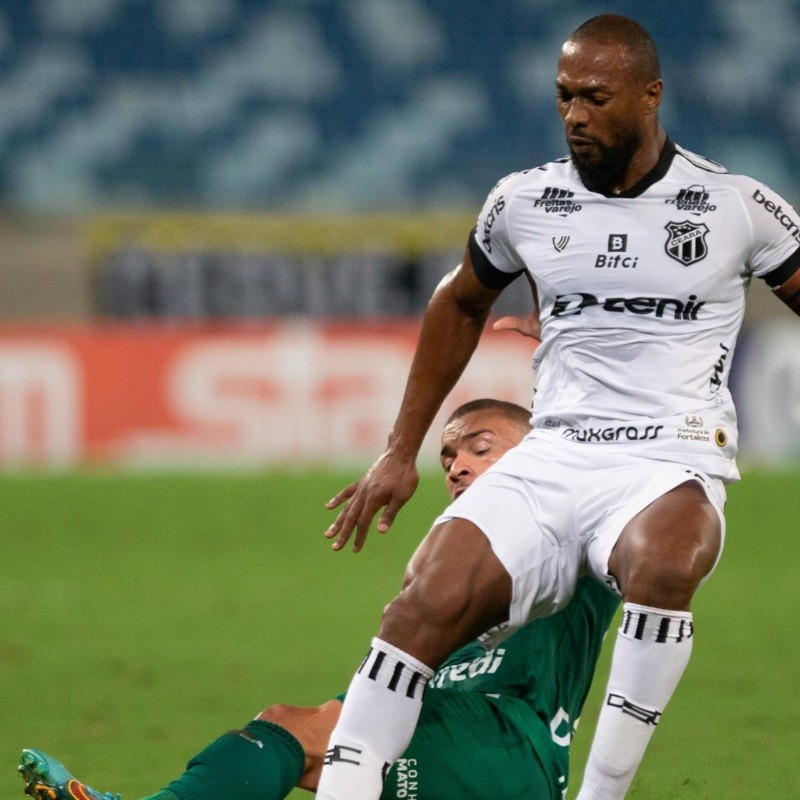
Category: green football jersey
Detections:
[{"x1": 425, "y1": 576, "x2": 619, "y2": 794}]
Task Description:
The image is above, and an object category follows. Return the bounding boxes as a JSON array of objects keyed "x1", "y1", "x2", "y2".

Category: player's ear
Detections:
[{"x1": 644, "y1": 79, "x2": 662, "y2": 113}]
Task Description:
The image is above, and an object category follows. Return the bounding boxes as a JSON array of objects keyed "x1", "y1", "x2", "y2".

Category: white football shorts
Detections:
[{"x1": 433, "y1": 430, "x2": 726, "y2": 640}]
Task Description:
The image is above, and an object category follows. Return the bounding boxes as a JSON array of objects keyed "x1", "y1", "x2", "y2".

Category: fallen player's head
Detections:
[{"x1": 440, "y1": 399, "x2": 531, "y2": 501}]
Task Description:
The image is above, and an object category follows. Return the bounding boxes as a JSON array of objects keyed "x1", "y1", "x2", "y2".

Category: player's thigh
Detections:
[
  {"x1": 609, "y1": 480, "x2": 723, "y2": 606},
  {"x1": 584, "y1": 463, "x2": 726, "y2": 600},
  {"x1": 432, "y1": 467, "x2": 581, "y2": 633},
  {"x1": 381, "y1": 690, "x2": 558, "y2": 800},
  {"x1": 386, "y1": 517, "x2": 513, "y2": 657}
]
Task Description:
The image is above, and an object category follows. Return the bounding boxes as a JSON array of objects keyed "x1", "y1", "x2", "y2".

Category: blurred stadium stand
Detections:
[{"x1": 0, "y1": 0, "x2": 799, "y2": 213}]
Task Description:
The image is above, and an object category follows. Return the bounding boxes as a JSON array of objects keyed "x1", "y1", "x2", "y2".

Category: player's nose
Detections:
[
  {"x1": 448, "y1": 455, "x2": 474, "y2": 483},
  {"x1": 564, "y1": 99, "x2": 589, "y2": 127}
]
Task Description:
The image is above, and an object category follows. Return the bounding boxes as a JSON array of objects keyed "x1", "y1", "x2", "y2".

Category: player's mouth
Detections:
[
  {"x1": 453, "y1": 485, "x2": 468, "y2": 499},
  {"x1": 568, "y1": 135, "x2": 595, "y2": 152}
]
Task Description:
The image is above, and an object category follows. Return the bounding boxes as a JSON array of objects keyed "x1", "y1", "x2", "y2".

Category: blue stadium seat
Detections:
[{"x1": 0, "y1": 0, "x2": 797, "y2": 210}]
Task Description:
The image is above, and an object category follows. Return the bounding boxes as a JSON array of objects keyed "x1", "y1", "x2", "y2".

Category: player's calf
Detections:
[{"x1": 256, "y1": 700, "x2": 342, "y2": 791}]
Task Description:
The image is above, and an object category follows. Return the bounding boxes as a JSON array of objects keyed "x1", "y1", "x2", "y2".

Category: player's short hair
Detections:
[
  {"x1": 446, "y1": 399, "x2": 531, "y2": 432},
  {"x1": 568, "y1": 14, "x2": 661, "y2": 83}
]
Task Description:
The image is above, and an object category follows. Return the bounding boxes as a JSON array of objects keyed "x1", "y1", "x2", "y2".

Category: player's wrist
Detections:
[{"x1": 385, "y1": 430, "x2": 423, "y2": 462}]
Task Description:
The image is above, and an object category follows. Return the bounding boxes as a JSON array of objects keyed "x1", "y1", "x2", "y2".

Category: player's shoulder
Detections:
[
  {"x1": 484, "y1": 157, "x2": 577, "y2": 201},
  {"x1": 672, "y1": 143, "x2": 729, "y2": 177},
  {"x1": 671, "y1": 143, "x2": 763, "y2": 194}
]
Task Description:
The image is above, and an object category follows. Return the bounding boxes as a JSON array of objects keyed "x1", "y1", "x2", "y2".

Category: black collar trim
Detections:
[{"x1": 593, "y1": 138, "x2": 677, "y2": 198}]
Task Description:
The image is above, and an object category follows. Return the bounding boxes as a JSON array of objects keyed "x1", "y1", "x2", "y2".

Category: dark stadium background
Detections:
[{"x1": 1, "y1": 2, "x2": 799, "y2": 798}]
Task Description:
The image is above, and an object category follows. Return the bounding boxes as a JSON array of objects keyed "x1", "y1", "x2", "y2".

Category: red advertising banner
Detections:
[{"x1": 0, "y1": 322, "x2": 537, "y2": 469}]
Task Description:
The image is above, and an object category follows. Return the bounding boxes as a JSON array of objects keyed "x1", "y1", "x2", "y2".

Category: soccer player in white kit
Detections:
[{"x1": 317, "y1": 14, "x2": 800, "y2": 800}]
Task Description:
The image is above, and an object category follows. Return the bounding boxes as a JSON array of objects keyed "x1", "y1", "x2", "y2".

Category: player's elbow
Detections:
[{"x1": 433, "y1": 266, "x2": 496, "y2": 321}]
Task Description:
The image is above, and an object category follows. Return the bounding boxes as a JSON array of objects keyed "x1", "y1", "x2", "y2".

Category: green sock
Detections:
[{"x1": 155, "y1": 720, "x2": 305, "y2": 800}]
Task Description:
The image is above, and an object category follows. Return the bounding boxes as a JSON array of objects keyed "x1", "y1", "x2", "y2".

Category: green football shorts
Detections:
[{"x1": 378, "y1": 689, "x2": 559, "y2": 800}]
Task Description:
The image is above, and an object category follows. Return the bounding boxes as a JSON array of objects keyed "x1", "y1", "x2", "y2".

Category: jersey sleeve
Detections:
[
  {"x1": 739, "y1": 179, "x2": 800, "y2": 286},
  {"x1": 470, "y1": 174, "x2": 527, "y2": 289}
]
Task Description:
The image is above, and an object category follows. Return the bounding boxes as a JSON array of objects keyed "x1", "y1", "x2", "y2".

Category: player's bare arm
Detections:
[
  {"x1": 773, "y1": 261, "x2": 800, "y2": 316},
  {"x1": 324, "y1": 248, "x2": 501, "y2": 552}
]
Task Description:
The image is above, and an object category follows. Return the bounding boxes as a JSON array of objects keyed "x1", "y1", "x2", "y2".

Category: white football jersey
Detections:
[{"x1": 472, "y1": 141, "x2": 800, "y2": 481}]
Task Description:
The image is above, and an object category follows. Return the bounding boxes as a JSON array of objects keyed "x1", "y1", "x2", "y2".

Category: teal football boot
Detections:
[{"x1": 19, "y1": 750, "x2": 120, "y2": 800}]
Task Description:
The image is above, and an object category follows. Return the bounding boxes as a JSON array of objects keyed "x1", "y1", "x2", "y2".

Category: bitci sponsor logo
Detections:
[{"x1": 595, "y1": 233, "x2": 638, "y2": 269}]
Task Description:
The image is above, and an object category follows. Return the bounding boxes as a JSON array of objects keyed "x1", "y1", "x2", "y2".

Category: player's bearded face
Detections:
[
  {"x1": 557, "y1": 42, "x2": 653, "y2": 193},
  {"x1": 569, "y1": 126, "x2": 643, "y2": 192}
]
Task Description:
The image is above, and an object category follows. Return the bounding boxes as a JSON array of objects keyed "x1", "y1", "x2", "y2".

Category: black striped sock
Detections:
[
  {"x1": 620, "y1": 603, "x2": 693, "y2": 644},
  {"x1": 356, "y1": 639, "x2": 431, "y2": 700}
]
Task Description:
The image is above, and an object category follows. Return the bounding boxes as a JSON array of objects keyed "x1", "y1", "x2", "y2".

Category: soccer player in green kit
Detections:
[{"x1": 20, "y1": 398, "x2": 618, "y2": 800}]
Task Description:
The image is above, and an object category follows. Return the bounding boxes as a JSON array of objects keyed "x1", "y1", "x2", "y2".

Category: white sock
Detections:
[
  {"x1": 575, "y1": 603, "x2": 694, "y2": 800},
  {"x1": 316, "y1": 637, "x2": 434, "y2": 800}
]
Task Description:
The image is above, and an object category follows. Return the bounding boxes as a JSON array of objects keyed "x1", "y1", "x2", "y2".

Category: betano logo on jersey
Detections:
[
  {"x1": 552, "y1": 292, "x2": 706, "y2": 320},
  {"x1": 665, "y1": 185, "x2": 717, "y2": 215},
  {"x1": 480, "y1": 195, "x2": 506, "y2": 253},
  {"x1": 534, "y1": 187, "x2": 583, "y2": 216},
  {"x1": 752, "y1": 188, "x2": 800, "y2": 244}
]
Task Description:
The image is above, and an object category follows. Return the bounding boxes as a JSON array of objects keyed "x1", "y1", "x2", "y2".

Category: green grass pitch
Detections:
[{"x1": 2, "y1": 468, "x2": 799, "y2": 799}]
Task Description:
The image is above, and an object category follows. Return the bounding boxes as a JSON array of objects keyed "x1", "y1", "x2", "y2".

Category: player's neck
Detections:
[{"x1": 609, "y1": 128, "x2": 667, "y2": 195}]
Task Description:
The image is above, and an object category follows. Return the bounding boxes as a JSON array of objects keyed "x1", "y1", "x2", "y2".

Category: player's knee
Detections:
[
  {"x1": 257, "y1": 703, "x2": 299, "y2": 728},
  {"x1": 615, "y1": 497, "x2": 721, "y2": 608},
  {"x1": 623, "y1": 558, "x2": 703, "y2": 608}
]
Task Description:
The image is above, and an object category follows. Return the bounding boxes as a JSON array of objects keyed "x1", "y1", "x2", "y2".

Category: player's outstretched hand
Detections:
[
  {"x1": 492, "y1": 312, "x2": 542, "y2": 341},
  {"x1": 324, "y1": 452, "x2": 420, "y2": 552},
  {"x1": 493, "y1": 271, "x2": 542, "y2": 342}
]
